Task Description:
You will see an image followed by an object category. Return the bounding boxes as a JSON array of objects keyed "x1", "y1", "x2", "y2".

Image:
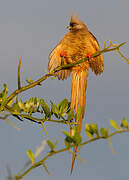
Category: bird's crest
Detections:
[
  {"x1": 70, "y1": 13, "x2": 84, "y2": 25},
  {"x1": 69, "y1": 13, "x2": 88, "y2": 31}
]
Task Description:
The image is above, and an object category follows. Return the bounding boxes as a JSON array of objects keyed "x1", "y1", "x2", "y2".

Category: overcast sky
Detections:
[{"x1": 0, "y1": 0, "x2": 129, "y2": 179}]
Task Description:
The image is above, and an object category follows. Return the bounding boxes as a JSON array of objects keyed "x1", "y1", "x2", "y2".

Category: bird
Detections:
[{"x1": 48, "y1": 14, "x2": 104, "y2": 175}]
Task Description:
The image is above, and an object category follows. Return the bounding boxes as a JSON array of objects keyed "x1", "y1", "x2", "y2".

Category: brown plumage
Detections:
[{"x1": 48, "y1": 14, "x2": 104, "y2": 174}]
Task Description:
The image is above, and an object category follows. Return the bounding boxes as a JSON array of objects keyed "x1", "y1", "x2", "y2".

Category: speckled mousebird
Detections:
[{"x1": 48, "y1": 14, "x2": 104, "y2": 175}]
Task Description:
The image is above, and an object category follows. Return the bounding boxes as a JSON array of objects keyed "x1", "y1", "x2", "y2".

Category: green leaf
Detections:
[
  {"x1": 26, "y1": 78, "x2": 34, "y2": 84},
  {"x1": 72, "y1": 126, "x2": 82, "y2": 145},
  {"x1": 67, "y1": 108, "x2": 74, "y2": 121},
  {"x1": 0, "y1": 84, "x2": 8, "y2": 97},
  {"x1": 3, "y1": 84, "x2": 8, "y2": 94},
  {"x1": 76, "y1": 106, "x2": 83, "y2": 121},
  {"x1": 0, "y1": 93, "x2": 7, "y2": 111},
  {"x1": 85, "y1": 123, "x2": 99, "y2": 138},
  {"x1": 65, "y1": 136, "x2": 73, "y2": 143},
  {"x1": 85, "y1": 124, "x2": 93, "y2": 138},
  {"x1": 62, "y1": 129, "x2": 71, "y2": 137},
  {"x1": 0, "y1": 84, "x2": 8, "y2": 112},
  {"x1": 100, "y1": 127, "x2": 109, "y2": 138},
  {"x1": 64, "y1": 137, "x2": 73, "y2": 148},
  {"x1": 51, "y1": 101, "x2": 59, "y2": 118},
  {"x1": 100, "y1": 128, "x2": 106, "y2": 137},
  {"x1": 110, "y1": 119, "x2": 119, "y2": 130},
  {"x1": 24, "y1": 97, "x2": 39, "y2": 113},
  {"x1": 62, "y1": 129, "x2": 73, "y2": 148},
  {"x1": 26, "y1": 149, "x2": 35, "y2": 164},
  {"x1": 63, "y1": 127, "x2": 82, "y2": 147},
  {"x1": 90, "y1": 123, "x2": 99, "y2": 137},
  {"x1": 33, "y1": 97, "x2": 39, "y2": 111},
  {"x1": 40, "y1": 99, "x2": 51, "y2": 118},
  {"x1": 47, "y1": 139, "x2": 55, "y2": 151},
  {"x1": 18, "y1": 99, "x2": 26, "y2": 111},
  {"x1": 34, "y1": 97, "x2": 39, "y2": 105},
  {"x1": 120, "y1": 117, "x2": 128, "y2": 129},
  {"x1": 11, "y1": 102, "x2": 21, "y2": 113},
  {"x1": 58, "y1": 99, "x2": 69, "y2": 115}
]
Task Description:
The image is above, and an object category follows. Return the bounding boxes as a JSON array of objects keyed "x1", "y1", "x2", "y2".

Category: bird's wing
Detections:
[
  {"x1": 88, "y1": 31, "x2": 104, "y2": 75},
  {"x1": 48, "y1": 44, "x2": 71, "y2": 80}
]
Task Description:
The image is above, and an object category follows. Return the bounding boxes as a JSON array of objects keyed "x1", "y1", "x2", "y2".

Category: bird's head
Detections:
[{"x1": 67, "y1": 14, "x2": 88, "y2": 32}]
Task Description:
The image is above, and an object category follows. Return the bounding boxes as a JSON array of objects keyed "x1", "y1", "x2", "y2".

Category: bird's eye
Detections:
[{"x1": 70, "y1": 23, "x2": 77, "y2": 27}]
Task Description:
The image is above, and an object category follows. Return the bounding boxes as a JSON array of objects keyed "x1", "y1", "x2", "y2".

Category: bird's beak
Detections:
[{"x1": 67, "y1": 25, "x2": 71, "y2": 30}]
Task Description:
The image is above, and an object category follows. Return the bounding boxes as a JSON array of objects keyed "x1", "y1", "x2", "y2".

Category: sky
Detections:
[{"x1": 0, "y1": 0, "x2": 129, "y2": 179}]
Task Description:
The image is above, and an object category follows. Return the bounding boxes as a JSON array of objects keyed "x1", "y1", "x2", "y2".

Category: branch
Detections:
[
  {"x1": 6, "y1": 41, "x2": 127, "y2": 104},
  {"x1": 14, "y1": 127, "x2": 129, "y2": 180},
  {"x1": 5, "y1": 105, "x2": 75, "y2": 125}
]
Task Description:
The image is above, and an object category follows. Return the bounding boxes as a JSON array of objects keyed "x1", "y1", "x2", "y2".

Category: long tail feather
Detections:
[
  {"x1": 70, "y1": 146, "x2": 78, "y2": 175},
  {"x1": 70, "y1": 70, "x2": 88, "y2": 175}
]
